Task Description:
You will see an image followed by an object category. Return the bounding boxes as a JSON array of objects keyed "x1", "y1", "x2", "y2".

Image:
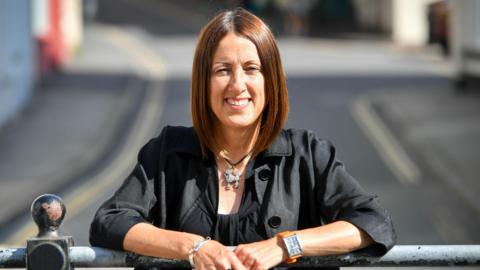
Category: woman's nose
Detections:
[{"x1": 230, "y1": 69, "x2": 247, "y2": 93}]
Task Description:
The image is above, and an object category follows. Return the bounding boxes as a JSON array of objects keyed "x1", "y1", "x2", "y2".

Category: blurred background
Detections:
[{"x1": 1, "y1": 0, "x2": 480, "y2": 266}]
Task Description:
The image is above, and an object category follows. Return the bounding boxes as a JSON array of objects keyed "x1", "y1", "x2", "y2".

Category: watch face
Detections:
[{"x1": 284, "y1": 234, "x2": 303, "y2": 256}]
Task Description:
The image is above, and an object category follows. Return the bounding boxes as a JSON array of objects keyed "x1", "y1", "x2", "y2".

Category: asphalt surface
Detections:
[
  {"x1": 1, "y1": 1, "x2": 480, "y2": 267},
  {"x1": 371, "y1": 87, "x2": 480, "y2": 214},
  {"x1": 0, "y1": 24, "x2": 158, "y2": 242}
]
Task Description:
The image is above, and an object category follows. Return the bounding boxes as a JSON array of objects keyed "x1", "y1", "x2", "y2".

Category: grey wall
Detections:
[{"x1": 0, "y1": 0, "x2": 35, "y2": 128}]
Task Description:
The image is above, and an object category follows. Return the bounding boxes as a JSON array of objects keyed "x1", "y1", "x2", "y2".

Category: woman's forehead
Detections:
[{"x1": 212, "y1": 33, "x2": 260, "y2": 62}]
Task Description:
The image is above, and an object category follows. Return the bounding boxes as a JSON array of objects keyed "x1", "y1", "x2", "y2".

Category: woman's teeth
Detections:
[{"x1": 227, "y1": 99, "x2": 249, "y2": 106}]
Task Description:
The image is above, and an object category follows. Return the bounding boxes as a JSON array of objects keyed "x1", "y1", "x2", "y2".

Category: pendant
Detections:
[{"x1": 224, "y1": 165, "x2": 240, "y2": 190}]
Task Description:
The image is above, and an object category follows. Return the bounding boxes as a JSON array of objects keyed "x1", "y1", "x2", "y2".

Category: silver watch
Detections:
[{"x1": 278, "y1": 231, "x2": 303, "y2": 263}]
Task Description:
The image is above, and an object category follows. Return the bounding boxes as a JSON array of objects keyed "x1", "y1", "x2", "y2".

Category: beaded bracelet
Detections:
[{"x1": 188, "y1": 237, "x2": 211, "y2": 268}]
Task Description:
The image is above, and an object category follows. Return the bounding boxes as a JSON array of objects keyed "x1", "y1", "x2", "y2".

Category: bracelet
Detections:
[{"x1": 188, "y1": 237, "x2": 211, "y2": 268}]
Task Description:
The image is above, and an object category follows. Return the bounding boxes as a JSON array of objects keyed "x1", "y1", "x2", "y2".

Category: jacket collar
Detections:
[
  {"x1": 261, "y1": 129, "x2": 292, "y2": 157},
  {"x1": 163, "y1": 126, "x2": 203, "y2": 157},
  {"x1": 167, "y1": 127, "x2": 292, "y2": 158}
]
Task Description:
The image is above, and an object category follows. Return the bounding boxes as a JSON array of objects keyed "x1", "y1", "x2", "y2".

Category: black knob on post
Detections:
[{"x1": 31, "y1": 194, "x2": 66, "y2": 238}]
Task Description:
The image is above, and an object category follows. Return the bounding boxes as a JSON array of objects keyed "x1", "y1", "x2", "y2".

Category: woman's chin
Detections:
[{"x1": 218, "y1": 118, "x2": 260, "y2": 130}]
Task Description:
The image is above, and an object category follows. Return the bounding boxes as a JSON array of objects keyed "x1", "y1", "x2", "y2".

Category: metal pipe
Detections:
[
  {"x1": 69, "y1": 247, "x2": 190, "y2": 268},
  {"x1": 0, "y1": 248, "x2": 26, "y2": 268},
  {"x1": 2, "y1": 245, "x2": 480, "y2": 268}
]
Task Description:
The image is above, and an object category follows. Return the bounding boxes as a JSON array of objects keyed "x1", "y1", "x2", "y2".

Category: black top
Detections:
[
  {"x1": 180, "y1": 156, "x2": 266, "y2": 245},
  {"x1": 90, "y1": 126, "x2": 396, "y2": 267}
]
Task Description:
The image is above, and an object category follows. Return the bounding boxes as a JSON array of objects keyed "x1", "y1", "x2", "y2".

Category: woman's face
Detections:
[{"x1": 210, "y1": 32, "x2": 265, "y2": 131}]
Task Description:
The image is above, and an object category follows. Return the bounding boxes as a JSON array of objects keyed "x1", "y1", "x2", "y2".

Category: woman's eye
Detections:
[
  {"x1": 245, "y1": 66, "x2": 261, "y2": 74},
  {"x1": 215, "y1": 68, "x2": 229, "y2": 75}
]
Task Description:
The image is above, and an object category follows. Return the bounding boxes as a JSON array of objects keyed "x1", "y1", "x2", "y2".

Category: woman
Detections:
[{"x1": 90, "y1": 8, "x2": 396, "y2": 270}]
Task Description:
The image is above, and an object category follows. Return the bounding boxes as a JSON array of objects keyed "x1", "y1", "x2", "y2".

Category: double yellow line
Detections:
[
  {"x1": 351, "y1": 92, "x2": 421, "y2": 185},
  {"x1": 4, "y1": 25, "x2": 166, "y2": 246}
]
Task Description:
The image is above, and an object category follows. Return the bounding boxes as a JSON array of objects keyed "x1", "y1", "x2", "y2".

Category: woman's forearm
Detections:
[
  {"x1": 124, "y1": 223, "x2": 247, "y2": 270},
  {"x1": 297, "y1": 221, "x2": 374, "y2": 256},
  {"x1": 123, "y1": 223, "x2": 204, "y2": 259},
  {"x1": 123, "y1": 221, "x2": 372, "y2": 262},
  {"x1": 233, "y1": 221, "x2": 374, "y2": 269}
]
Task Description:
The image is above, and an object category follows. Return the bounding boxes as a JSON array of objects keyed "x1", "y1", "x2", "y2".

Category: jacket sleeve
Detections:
[
  {"x1": 311, "y1": 133, "x2": 397, "y2": 255},
  {"x1": 89, "y1": 129, "x2": 165, "y2": 250}
]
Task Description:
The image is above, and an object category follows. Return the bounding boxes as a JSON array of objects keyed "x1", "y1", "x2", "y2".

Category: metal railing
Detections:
[{"x1": 1, "y1": 194, "x2": 480, "y2": 269}]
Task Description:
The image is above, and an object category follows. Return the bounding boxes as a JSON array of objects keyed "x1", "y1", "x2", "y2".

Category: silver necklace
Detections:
[{"x1": 221, "y1": 153, "x2": 250, "y2": 190}]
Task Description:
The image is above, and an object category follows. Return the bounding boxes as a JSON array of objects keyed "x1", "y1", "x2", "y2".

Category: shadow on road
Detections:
[{"x1": 0, "y1": 71, "x2": 148, "y2": 243}]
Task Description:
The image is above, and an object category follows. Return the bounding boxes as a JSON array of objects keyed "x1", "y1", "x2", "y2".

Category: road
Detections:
[
  {"x1": 2, "y1": 0, "x2": 480, "y2": 265},
  {"x1": 64, "y1": 32, "x2": 478, "y2": 245}
]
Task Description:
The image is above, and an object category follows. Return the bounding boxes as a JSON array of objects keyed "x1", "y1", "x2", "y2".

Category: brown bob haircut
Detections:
[{"x1": 191, "y1": 8, "x2": 289, "y2": 157}]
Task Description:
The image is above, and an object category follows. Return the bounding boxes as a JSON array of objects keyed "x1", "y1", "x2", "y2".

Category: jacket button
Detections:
[
  {"x1": 258, "y1": 169, "x2": 270, "y2": 181},
  {"x1": 268, "y1": 216, "x2": 281, "y2": 228}
]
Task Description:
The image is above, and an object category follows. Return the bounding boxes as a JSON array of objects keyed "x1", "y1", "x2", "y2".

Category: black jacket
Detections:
[{"x1": 90, "y1": 126, "x2": 396, "y2": 255}]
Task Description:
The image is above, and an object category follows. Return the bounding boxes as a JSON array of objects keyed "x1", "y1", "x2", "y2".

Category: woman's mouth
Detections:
[{"x1": 225, "y1": 98, "x2": 250, "y2": 108}]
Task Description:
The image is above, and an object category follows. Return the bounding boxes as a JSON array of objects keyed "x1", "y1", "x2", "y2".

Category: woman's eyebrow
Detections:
[
  {"x1": 244, "y1": 60, "x2": 261, "y2": 65},
  {"x1": 212, "y1": 61, "x2": 230, "y2": 66},
  {"x1": 213, "y1": 59, "x2": 260, "y2": 65}
]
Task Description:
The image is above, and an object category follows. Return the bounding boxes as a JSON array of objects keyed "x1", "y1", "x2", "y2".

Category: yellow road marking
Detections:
[
  {"x1": 351, "y1": 93, "x2": 421, "y2": 185},
  {"x1": 4, "y1": 25, "x2": 166, "y2": 246}
]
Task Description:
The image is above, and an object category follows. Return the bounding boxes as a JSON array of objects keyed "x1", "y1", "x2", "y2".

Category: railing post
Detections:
[{"x1": 26, "y1": 194, "x2": 74, "y2": 270}]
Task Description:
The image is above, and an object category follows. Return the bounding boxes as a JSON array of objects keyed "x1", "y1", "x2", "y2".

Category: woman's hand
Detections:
[
  {"x1": 193, "y1": 240, "x2": 247, "y2": 270},
  {"x1": 234, "y1": 237, "x2": 286, "y2": 270}
]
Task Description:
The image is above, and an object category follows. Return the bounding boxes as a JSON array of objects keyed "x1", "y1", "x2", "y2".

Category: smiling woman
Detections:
[
  {"x1": 90, "y1": 8, "x2": 396, "y2": 270},
  {"x1": 191, "y1": 10, "x2": 288, "y2": 161},
  {"x1": 209, "y1": 32, "x2": 265, "y2": 136}
]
